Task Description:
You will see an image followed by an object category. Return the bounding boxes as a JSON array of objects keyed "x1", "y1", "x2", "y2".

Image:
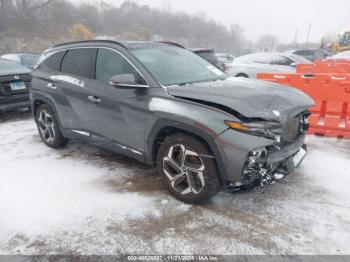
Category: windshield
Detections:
[
  {"x1": 131, "y1": 46, "x2": 227, "y2": 86},
  {"x1": 288, "y1": 54, "x2": 313, "y2": 64},
  {"x1": 21, "y1": 54, "x2": 39, "y2": 66},
  {"x1": 0, "y1": 59, "x2": 30, "y2": 74}
]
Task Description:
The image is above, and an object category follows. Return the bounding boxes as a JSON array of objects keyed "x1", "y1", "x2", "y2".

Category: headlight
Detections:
[{"x1": 225, "y1": 120, "x2": 282, "y2": 140}]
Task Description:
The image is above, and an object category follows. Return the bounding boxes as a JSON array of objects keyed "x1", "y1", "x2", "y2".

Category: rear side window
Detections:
[
  {"x1": 39, "y1": 51, "x2": 66, "y2": 71},
  {"x1": 61, "y1": 48, "x2": 97, "y2": 79},
  {"x1": 272, "y1": 55, "x2": 294, "y2": 66}
]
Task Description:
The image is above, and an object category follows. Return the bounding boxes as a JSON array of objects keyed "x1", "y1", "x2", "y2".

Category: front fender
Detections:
[{"x1": 144, "y1": 96, "x2": 240, "y2": 182}]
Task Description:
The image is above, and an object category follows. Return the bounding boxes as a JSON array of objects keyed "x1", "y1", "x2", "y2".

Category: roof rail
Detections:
[
  {"x1": 52, "y1": 40, "x2": 126, "y2": 49},
  {"x1": 158, "y1": 41, "x2": 185, "y2": 49}
]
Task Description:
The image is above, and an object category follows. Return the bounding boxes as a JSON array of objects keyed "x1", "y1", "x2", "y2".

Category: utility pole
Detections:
[
  {"x1": 306, "y1": 23, "x2": 312, "y2": 44},
  {"x1": 294, "y1": 27, "x2": 298, "y2": 48}
]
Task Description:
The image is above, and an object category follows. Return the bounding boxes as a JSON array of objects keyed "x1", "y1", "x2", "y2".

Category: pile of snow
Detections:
[
  {"x1": 0, "y1": 120, "x2": 161, "y2": 240},
  {"x1": 1, "y1": 118, "x2": 350, "y2": 255}
]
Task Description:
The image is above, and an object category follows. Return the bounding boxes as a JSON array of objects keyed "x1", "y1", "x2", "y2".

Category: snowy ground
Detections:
[{"x1": 0, "y1": 110, "x2": 350, "y2": 255}]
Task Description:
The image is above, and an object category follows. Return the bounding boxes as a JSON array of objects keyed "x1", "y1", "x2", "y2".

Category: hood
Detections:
[
  {"x1": 166, "y1": 77, "x2": 314, "y2": 122},
  {"x1": 0, "y1": 70, "x2": 31, "y2": 77}
]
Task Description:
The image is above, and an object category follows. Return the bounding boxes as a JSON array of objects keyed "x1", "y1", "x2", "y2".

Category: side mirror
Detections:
[
  {"x1": 290, "y1": 62, "x2": 297, "y2": 67},
  {"x1": 109, "y1": 74, "x2": 148, "y2": 88}
]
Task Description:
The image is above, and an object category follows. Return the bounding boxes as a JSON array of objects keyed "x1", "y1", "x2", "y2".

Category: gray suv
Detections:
[{"x1": 30, "y1": 40, "x2": 314, "y2": 203}]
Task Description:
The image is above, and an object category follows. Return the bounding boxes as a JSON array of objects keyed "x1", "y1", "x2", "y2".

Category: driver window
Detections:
[{"x1": 96, "y1": 48, "x2": 145, "y2": 84}]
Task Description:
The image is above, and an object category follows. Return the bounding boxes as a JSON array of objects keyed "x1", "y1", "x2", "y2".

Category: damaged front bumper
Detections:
[
  {"x1": 214, "y1": 127, "x2": 308, "y2": 188},
  {"x1": 241, "y1": 134, "x2": 307, "y2": 186}
]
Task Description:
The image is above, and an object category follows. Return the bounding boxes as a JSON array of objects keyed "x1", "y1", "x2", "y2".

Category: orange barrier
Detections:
[
  {"x1": 297, "y1": 59, "x2": 350, "y2": 74},
  {"x1": 257, "y1": 73, "x2": 350, "y2": 139}
]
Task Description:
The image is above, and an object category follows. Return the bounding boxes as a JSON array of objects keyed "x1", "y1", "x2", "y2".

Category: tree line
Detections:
[{"x1": 0, "y1": 0, "x2": 248, "y2": 55}]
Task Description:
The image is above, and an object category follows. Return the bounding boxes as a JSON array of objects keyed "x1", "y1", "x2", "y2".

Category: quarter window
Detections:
[
  {"x1": 39, "y1": 51, "x2": 66, "y2": 72},
  {"x1": 95, "y1": 48, "x2": 144, "y2": 84},
  {"x1": 61, "y1": 48, "x2": 97, "y2": 79}
]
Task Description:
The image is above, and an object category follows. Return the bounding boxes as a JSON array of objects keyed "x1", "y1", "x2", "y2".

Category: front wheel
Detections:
[
  {"x1": 35, "y1": 104, "x2": 68, "y2": 148},
  {"x1": 157, "y1": 133, "x2": 221, "y2": 204}
]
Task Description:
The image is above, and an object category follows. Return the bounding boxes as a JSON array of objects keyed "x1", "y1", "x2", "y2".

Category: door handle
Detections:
[
  {"x1": 88, "y1": 95, "x2": 102, "y2": 104},
  {"x1": 47, "y1": 82, "x2": 57, "y2": 90}
]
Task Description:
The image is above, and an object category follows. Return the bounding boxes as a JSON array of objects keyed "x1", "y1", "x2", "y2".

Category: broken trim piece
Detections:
[{"x1": 174, "y1": 96, "x2": 266, "y2": 122}]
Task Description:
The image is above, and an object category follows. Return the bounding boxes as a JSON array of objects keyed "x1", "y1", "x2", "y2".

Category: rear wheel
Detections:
[
  {"x1": 157, "y1": 133, "x2": 221, "y2": 204},
  {"x1": 35, "y1": 104, "x2": 68, "y2": 148}
]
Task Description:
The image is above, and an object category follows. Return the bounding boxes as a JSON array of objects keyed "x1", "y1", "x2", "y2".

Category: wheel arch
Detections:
[
  {"x1": 31, "y1": 94, "x2": 63, "y2": 128},
  {"x1": 235, "y1": 73, "x2": 249, "y2": 78},
  {"x1": 146, "y1": 119, "x2": 228, "y2": 185}
]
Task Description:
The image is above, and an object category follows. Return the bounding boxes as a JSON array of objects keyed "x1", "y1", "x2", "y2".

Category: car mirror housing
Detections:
[{"x1": 109, "y1": 74, "x2": 148, "y2": 88}]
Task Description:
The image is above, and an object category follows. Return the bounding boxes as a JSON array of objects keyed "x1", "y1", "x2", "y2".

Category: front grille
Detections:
[{"x1": 281, "y1": 116, "x2": 300, "y2": 143}]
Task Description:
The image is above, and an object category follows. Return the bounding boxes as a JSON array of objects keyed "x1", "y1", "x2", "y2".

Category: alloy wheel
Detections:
[
  {"x1": 37, "y1": 109, "x2": 56, "y2": 143},
  {"x1": 163, "y1": 144, "x2": 205, "y2": 195}
]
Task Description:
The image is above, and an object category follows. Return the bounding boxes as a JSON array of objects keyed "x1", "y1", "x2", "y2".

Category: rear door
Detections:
[
  {"x1": 56, "y1": 48, "x2": 98, "y2": 131},
  {"x1": 32, "y1": 50, "x2": 83, "y2": 129}
]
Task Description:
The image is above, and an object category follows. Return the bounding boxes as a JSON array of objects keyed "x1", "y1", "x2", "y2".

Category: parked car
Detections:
[
  {"x1": 215, "y1": 53, "x2": 235, "y2": 63},
  {"x1": 1, "y1": 53, "x2": 40, "y2": 69},
  {"x1": 0, "y1": 59, "x2": 32, "y2": 112},
  {"x1": 331, "y1": 50, "x2": 350, "y2": 59},
  {"x1": 286, "y1": 49, "x2": 332, "y2": 62},
  {"x1": 227, "y1": 52, "x2": 312, "y2": 78},
  {"x1": 31, "y1": 40, "x2": 313, "y2": 203},
  {"x1": 215, "y1": 53, "x2": 235, "y2": 71},
  {"x1": 190, "y1": 48, "x2": 225, "y2": 71}
]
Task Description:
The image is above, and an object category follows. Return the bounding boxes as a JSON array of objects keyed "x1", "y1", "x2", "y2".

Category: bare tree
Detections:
[{"x1": 0, "y1": 0, "x2": 248, "y2": 55}]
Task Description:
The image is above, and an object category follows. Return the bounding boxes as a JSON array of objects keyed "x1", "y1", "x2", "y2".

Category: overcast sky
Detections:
[{"x1": 72, "y1": 0, "x2": 349, "y2": 43}]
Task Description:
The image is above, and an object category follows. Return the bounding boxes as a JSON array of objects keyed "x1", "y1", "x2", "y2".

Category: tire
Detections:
[
  {"x1": 236, "y1": 73, "x2": 249, "y2": 78},
  {"x1": 35, "y1": 104, "x2": 68, "y2": 148},
  {"x1": 156, "y1": 133, "x2": 221, "y2": 204}
]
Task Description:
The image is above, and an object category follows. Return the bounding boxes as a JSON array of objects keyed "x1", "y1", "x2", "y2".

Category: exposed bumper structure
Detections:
[
  {"x1": 215, "y1": 128, "x2": 308, "y2": 186},
  {"x1": 0, "y1": 93, "x2": 30, "y2": 111}
]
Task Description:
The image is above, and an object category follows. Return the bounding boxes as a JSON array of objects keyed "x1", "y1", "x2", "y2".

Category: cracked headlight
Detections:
[{"x1": 224, "y1": 120, "x2": 282, "y2": 140}]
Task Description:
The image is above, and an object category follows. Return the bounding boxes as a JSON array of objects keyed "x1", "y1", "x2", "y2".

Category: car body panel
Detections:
[
  {"x1": 30, "y1": 41, "x2": 313, "y2": 185},
  {"x1": 166, "y1": 77, "x2": 314, "y2": 123},
  {"x1": 0, "y1": 59, "x2": 32, "y2": 111},
  {"x1": 331, "y1": 50, "x2": 350, "y2": 59},
  {"x1": 1, "y1": 53, "x2": 40, "y2": 69}
]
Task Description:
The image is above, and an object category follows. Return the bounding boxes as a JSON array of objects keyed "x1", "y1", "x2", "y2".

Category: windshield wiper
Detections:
[{"x1": 174, "y1": 77, "x2": 227, "y2": 87}]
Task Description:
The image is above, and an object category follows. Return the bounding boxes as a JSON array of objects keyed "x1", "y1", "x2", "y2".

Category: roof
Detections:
[
  {"x1": 190, "y1": 48, "x2": 215, "y2": 53},
  {"x1": 51, "y1": 40, "x2": 184, "y2": 50}
]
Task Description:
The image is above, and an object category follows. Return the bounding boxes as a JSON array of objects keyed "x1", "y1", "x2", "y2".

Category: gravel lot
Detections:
[{"x1": 1, "y1": 110, "x2": 350, "y2": 255}]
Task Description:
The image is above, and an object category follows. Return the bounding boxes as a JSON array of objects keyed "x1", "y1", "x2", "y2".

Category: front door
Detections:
[{"x1": 83, "y1": 48, "x2": 149, "y2": 153}]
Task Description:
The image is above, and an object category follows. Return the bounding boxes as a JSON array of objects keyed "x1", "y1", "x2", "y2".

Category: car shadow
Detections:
[{"x1": 0, "y1": 108, "x2": 32, "y2": 123}]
